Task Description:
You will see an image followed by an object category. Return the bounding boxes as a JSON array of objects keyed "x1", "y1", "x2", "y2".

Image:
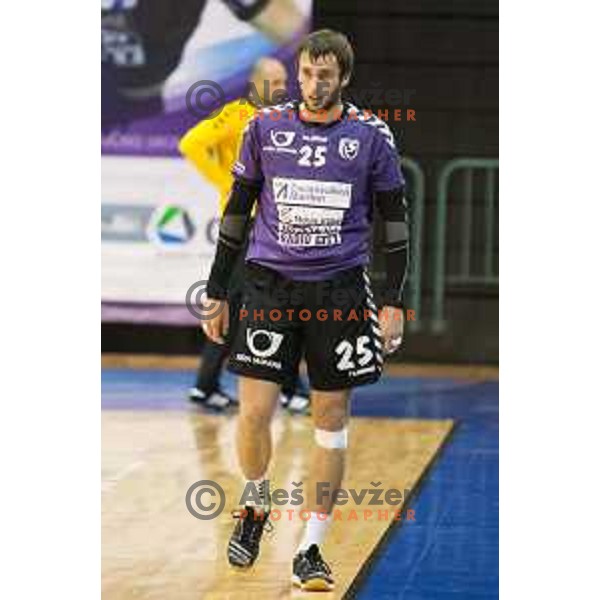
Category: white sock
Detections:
[
  {"x1": 297, "y1": 512, "x2": 332, "y2": 553},
  {"x1": 243, "y1": 478, "x2": 269, "y2": 511}
]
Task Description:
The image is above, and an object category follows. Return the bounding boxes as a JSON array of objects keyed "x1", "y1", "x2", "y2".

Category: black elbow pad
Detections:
[
  {"x1": 375, "y1": 187, "x2": 409, "y2": 250},
  {"x1": 218, "y1": 178, "x2": 261, "y2": 249}
]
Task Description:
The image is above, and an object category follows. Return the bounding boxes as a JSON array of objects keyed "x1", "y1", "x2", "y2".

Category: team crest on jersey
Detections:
[
  {"x1": 270, "y1": 131, "x2": 296, "y2": 147},
  {"x1": 338, "y1": 137, "x2": 360, "y2": 160}
]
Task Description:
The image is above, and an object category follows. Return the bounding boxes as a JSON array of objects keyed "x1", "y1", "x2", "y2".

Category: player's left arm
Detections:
[
  {"x1": 371, "y1": 125, "x2": 409, "y2": 354},
  {"x1": 375, "y1": 187, "x2": 409, "y2": 353}
]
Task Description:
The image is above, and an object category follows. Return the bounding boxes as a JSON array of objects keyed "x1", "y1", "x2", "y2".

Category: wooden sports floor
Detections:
[{"x1": 102, "y1": 357, "x2": 498, "y2": 599}]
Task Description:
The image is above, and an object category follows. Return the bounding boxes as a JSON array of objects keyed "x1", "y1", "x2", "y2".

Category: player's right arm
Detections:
[{"x1": 202, "y1": 117, "x2": 263, "y2": 344}]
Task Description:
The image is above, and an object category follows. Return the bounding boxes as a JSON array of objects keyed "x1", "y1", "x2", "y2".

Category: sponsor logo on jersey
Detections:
[
  {"x1": 277, "y1": 205, "x2": 344, "y2": 247},
  {"x1": 272, "y1": 178, "x2": 352, "y2": 209},
  {"x1": 272, "y1": 178, "x2": 353, "y2": 248},
  {"x1": 338, "y1": 137, "x2": 360, "y2": 160},
  {"x1": 270, "y1": 130, "x2": 296, "y2": 147},
  {"x1": 302, "y1": 134, "x2": 328, "y2": 143},
  {"x1": 263, "y1": 131, "x2": 297, "y2": 155}
]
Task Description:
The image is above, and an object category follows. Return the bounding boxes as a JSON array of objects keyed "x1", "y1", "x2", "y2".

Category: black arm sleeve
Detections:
[
  {"x1": 206, "y1": 178, "x2": 261, "y2": 299},
  {"x1": 374, "y1": 187, "x2": 409, "y2": 308}
]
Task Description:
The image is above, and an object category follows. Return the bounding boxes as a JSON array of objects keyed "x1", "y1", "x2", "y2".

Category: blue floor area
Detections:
[
  {"x1": 102, "y1": 368, "x2": 499, "y2": 599},
  {"x1": 355, "y1": 381, "x2": 499, "y2": 600}
]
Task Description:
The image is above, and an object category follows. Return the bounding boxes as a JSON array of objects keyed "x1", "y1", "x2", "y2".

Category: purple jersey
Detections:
[{"x1": 232, "y1": 101, "x2": 404, "y2": 281}]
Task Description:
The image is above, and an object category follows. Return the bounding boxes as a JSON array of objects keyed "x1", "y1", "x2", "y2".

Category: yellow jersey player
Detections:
[{"x1": 180, "y1": 57, "x2": 310, "y2": 412}]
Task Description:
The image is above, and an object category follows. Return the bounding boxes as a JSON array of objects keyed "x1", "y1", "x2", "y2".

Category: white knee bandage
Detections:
[{"x1": 315, "y1": 427, "x2": 348, "y2": 449}]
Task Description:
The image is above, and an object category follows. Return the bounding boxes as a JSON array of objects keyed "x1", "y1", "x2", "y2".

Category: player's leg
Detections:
[
  {"x1": 307, "y1": 389, "x2": 351, "y2": 514},
  {"x1": 292, "y1": 388, "x2": 349, "y2": 591},
  {"x1": 226, "y1": 262, "x2": 302, "y2": 567},
  {"x1": 228, "y1": 375, "x2": 281, "y2": 568},
  {"x1": 292, "y1": 267, "x2": 383, "y2": 590},
  {"x1": 236, "y1": 376, "x2": 279, "y2": 485}
]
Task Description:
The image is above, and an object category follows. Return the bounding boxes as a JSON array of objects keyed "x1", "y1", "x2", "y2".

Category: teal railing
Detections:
[{"x1": 432, "y1": 158, "x2": 499, "y2": 332}]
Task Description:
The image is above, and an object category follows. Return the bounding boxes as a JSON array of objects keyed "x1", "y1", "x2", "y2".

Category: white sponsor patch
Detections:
[
  {"x1": 272, "y1": 177, "x2": 352, "y2": 209},
  {"x1": 277, "y1": 205, "x2": 343, "y2": 247},
  {"x1": 302, "y1": 134, "x2": 328, "y2": 143},
  {"x1": 278, "y1": 205, "x2": 341, "y2": 225}
]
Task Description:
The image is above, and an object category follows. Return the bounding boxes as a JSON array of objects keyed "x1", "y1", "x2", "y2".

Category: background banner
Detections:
[{"x1": 101, "y1": 0, "x2": 312, "y2": 320}]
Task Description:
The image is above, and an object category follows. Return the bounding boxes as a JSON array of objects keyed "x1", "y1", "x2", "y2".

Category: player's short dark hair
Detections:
[{"x1": 297, "y1": 29, "x2": 354, "y2": 81}]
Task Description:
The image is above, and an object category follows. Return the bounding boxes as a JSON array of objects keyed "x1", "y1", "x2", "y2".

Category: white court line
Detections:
[{"x1": 102, "y1": 460, "x2": 146, "y2": 493}]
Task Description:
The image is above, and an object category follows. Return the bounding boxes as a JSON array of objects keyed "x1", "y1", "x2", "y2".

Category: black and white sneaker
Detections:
[
  {"x1": 227, "y1": 506, "x2": 271, "y2": 568},
  {"x1": 292, "y1": 544, "x2": 334, "y2": 592},
  {"x1": 188, "y1": 387, "x2": 234, "y2": 410}
]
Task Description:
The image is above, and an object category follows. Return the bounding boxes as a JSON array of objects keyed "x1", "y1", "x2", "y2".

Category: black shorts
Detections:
[{"x1": 227, "y1": 262, "x2": 385, "y2": 391}]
